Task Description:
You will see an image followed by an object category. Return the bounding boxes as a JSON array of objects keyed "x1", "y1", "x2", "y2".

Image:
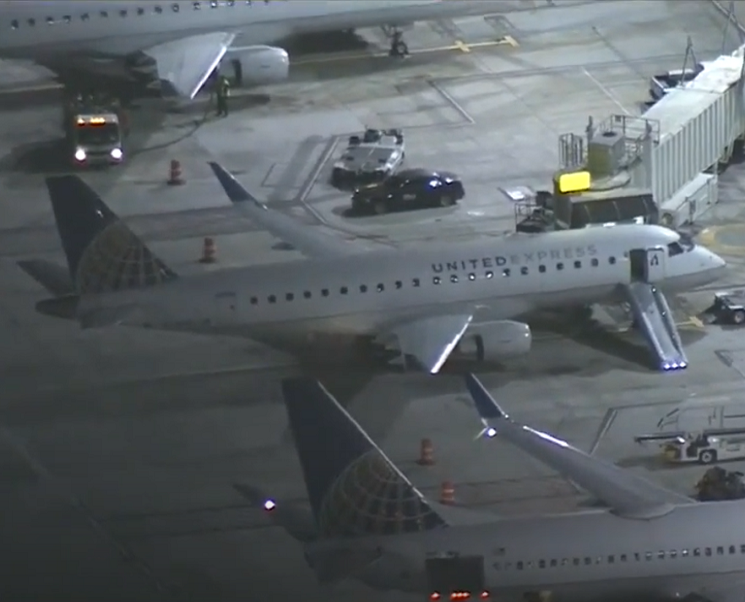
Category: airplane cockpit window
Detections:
[
  {"x1": 667, "y1": 242, "x2": 684, "y2": 257},
  {"x1": 679, "y1": 232, "x2": 695, "y2": 251},
  {"x1": 10, "y1": 20, "x2": 18, "y2": 29}
]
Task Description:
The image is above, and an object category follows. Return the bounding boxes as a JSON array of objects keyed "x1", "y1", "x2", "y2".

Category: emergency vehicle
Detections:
[{"x1": 65, "y1": 99, "x2": 125, "y2": 167}]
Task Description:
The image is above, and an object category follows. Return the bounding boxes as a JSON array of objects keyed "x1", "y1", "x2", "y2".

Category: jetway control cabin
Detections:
[{"x1": 513, "y1": 186, "x2": 657, "y2": 234}]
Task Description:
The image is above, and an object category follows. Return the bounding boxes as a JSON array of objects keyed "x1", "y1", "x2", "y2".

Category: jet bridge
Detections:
[
  {"x1": 557, "y1": 42, "x2": 745, "y2": 228},
  {"x1": 623, "y1": 248, "x2": 687, "y2": 371}
]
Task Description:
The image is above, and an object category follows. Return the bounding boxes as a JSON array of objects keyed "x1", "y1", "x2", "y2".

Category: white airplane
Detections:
[
  {"x1": 237, "y1": 373, "x2": 745, "y2": 602},
  {"x1": 28, "y1": 166, "x2": 725, "y2": 373},
  {"x1": 0, "y1": 1, "x2": 510, "y2": 99}
]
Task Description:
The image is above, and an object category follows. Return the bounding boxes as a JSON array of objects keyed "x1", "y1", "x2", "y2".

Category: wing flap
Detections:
[
  {"x1": 464, "y1": 374, "x2": 693, "y2": 518},
  {"x1": 391, "y1": 314, "x2": 473, "y2": 374},
  {"x1": 209, "y1": 162, "x2": 388, "y2": 258},
  {"x1": 144, "y1": 32, "x2": 235, "y2": 99}
]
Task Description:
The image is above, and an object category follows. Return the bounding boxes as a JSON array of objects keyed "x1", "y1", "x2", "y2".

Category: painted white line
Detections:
[{"x1": 582, "y1": 67, "x2": 630, "y2": 116}]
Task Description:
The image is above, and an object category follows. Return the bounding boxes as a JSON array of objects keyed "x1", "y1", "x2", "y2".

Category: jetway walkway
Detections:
[{"x1": 623, "y1": 282, "x2": 688, "y2": 371}]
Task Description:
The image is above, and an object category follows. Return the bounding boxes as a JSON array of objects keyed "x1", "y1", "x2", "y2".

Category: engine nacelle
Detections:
[
  {"x1": 455, "y1": 320, "x2": 532, "y2": 362},
  {"x1": 226, "y1": 45, "x2": 290, "y2": 86}
]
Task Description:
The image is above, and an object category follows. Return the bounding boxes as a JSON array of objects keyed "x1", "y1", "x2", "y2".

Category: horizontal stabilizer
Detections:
[{"x1": 17, "y1": 259, "x2": 74, "y2": 296}]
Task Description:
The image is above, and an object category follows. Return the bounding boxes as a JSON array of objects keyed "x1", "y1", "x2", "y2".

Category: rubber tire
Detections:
[
  {"x1": 734, "y1": 310, "x2": 745, "y2": 325},
  {"x1": 374, "y1": 201, "x2": 387, "y2": 215},
  {"x1": 699, "y1": 450, "x2": 717, "y2": 465},
  {"x1": 439, "y1": 194, "x2": 453, "y2": 208}
]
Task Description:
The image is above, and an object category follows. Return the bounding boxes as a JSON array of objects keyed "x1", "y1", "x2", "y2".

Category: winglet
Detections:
[
  {"x1": 464, "y1": 373, "x2": 507, "y2": 420},
  {"x1": 208, "y1": 162, "x2": 266, "y2": 208}
]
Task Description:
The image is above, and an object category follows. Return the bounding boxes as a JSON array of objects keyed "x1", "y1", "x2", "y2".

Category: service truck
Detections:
[{"x1": 64, "y1": 98, "x2": 125, "y2": 167}]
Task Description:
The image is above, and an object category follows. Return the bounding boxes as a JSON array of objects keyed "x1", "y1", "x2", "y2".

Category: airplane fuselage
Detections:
[
  {"x1": 341, "y1": 498, "x2": 745, "y2": 600},
  {"x1": 77, "y1": 225, "x2": 724, "y2": 348}
]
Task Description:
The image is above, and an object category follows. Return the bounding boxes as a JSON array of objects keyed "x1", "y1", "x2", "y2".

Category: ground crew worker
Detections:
[{"x1": 216, "y1": 74, "x2": 231, "y2": 117}]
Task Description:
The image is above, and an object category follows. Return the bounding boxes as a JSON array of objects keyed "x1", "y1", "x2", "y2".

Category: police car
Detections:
[
  {"x1": 351, "y1": 168, "x2": 465, "y2": 215},
  {"x1": 331, "y1": 128, "x2": 405, "y2": 187}
]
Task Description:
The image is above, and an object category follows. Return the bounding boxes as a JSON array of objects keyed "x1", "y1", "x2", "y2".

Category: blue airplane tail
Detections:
[
  {"x1": 46, "y1": 175, "x2": 177, "y2": 295},
  {"x1": 281, "y1": 376, "x2": 449, "y2": 538}
]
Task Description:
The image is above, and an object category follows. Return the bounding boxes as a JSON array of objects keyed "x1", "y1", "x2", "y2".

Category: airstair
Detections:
[{"x1": 623, "y1": 281, "x2": 687, "y2": 371}]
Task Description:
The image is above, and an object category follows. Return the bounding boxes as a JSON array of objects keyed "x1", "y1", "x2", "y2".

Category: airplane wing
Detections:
[
  {"x1": 463, "y1": 374, "x2": 694, "y2": 518},
  {"x1": 143, "y1": 32, "x2": 235, "y2": 99},
  {"x1": 391, "y1": 314, "x2": 473, "y2": 374},
  {"x1": 209, "y1": 162, "x2": 391, "y2": 259}
]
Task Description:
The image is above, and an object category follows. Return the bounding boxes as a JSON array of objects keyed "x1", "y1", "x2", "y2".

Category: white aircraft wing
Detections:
[
  {"x1": 143, "y1": 32, "x2": 235, "y2": 99},
  {"x1": 464, "y1": 374, "x2": 694, "y2": 518},
  {"x1": 390, "y1": 314, "x2": 473, "y2": 374},
  {"x1": 209, "y1": 162, "x2": 391, "y2": 259}
]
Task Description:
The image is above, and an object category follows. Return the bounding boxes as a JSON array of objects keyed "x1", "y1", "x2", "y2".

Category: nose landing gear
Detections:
[{"x1": 382, "y1": 26, "x2": 410, "y2": 58}]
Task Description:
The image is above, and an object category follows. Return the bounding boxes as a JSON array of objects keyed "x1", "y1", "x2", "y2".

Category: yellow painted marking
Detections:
[
  {"x1": 293, "y1": 39, "x2": 515, "y2": 66},
  {"x1": 612, "y1": 316, "x2": 705, "y2": 333},
  {"x1": 688, "y1": 315, "x2": 705, "y2": 329},
  {"x1": 697, "y1": 225, "x2": 745, "y2": 257}
]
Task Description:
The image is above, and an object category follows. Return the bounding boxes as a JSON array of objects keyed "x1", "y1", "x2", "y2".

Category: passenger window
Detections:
[
  {"x1": 450, "y1": 274, "x2": 458, "y2": 283},
  {"x1": 574, "y1": 260, "x2": 581, "y2": 269},
  {"x1": 620, "y1": 554, "x2": 627, "y2": 562},
  {"x1": 705, "y1": 548, "x2": 712, "y2": 556},
  {"x1": 572, "y1": 558, "x2": 579, "y2": 566},
  {"x1": 172, "y1": 3, "x2": 180, "y2": 11},
  {"x1": 670, "y1": 550, "x2": 677, "y2": 558},
  {"x1": 538, "y1": 560, "x2": 545, "y2": 568},
  {"x1": 46, "y1": 17, "x2": 55, "y2": 24},
  {"x1": 137, "y1": 7, "x2": 145, "y2": 15},
  {"x1": 412, "y1": 278, "x2": 420, "y2": 287},
  {"x1": 155, "y1": 6, "x2": 163, "y2": 13},
  {"x1": 395, "y1": 281, "x2": 403, "y2": 289},
  {"x1": 321, "y1": 289, "x2": 329, "y2": 297},
  {"x1": 693, "y1": 548, "x2": 701, "y2": 556},
  {"x1": 81, "y1": 13, "x2": 89, "y2": 20},
  {"x1": 194, "y1": 2, "x2": 202, "y2": 8},
  {"x1": 28, "y1": 18, "x2": 36, "y2": 25},
  {"x1": 493, "y1": 562, "x2": 500, "y2": 570},
  {"x1": 658, "y1": 551, "x2": 665, "y2": 559},
  {"x1": 340, "y1": 287, "x2": 348, "y2": 294},
  {"x1": 561, "y1": 559, "x2": 568, "y2": 566},
  {"x1": 741, "y1": 545, "x2": 745, "y2": 554},
  {"x1": 520, "y1": 267, "x2": 528, "y2": 275},
  {"x1": 468, "y1": 273, "x2": 476, "y2": 281},
  {"x1": 645, "y1": 552, "x2": 652, "y2": 561},
  {"x1": 681, "y1": 549, "x2": 689, "y2": 557},
  {"x1": 717, "y1": 546, "x2": 724, "y2": 555},
  {"x1": 557, "y1": 263, "x2": 564, "y2": 270},
  {"x1": 119, "y1": 9, "x2": 128, "y2": 16},
  {"x1": 502, "y1": 269, "x2": 510, "y2": 277},
  {"x1": 250, "y1": 296, "x2": 258, "y2": 305},
  {"x1": 286, "y1": 293, "x2": 294, "y2": 301},
  {"x1": 377, "y1": 283, "x2": 384, "y2": 292},
  {"x1": 516, "y1": 561, "x2": 523, "y2": 570},
  {"x1": 100, "y1": 11, "x2": 108, "y2": 17},
  {"x1": 486, "y1": 271, "x2": 494, "y2": 279},
  {"x1": 591, "y1": 258, "x2": 599, "y2": 267},
  {"x1": 730, "y1": 546, "x2": 736, "y2": 554},
  {"x1": 10, "y1": 20, "x2": 18, "y2": 29},
  {"x1": 584, "y1": 557, "x2": 591, "y2": 565},
  {"x1": 549, "y1": 559, "x2": 557, "y2": 567},
  {"x1": 608, "y1": 555, "x2": 614, "y2": 563},
  {"x1": 303, "y1": 291, "x2": 311, "y2": 299},
  {"x1": 63, "y1": 15, "x2": 72, "y2": 23},
  {"x1": 433, "y1": 277, "x2": 441, "y2": 285},
  {"x1": 633, "y1": 553, "x2": 640, "y2": 561},
  {"x1": 609, "y1": 257, "x2": 616, "y2": 265},
  {"x1": 526, "y1": 561, "x2": 533, "y2": 568},
  {"x1": 360, "y1": 285, "x2": 367, "y2": 293},
  {"x1": 268, "y1": 295, "x2": 276, "y2": 304},
  {"x1": 539, "y1": 265, "x2": 546, "y2": 273}
]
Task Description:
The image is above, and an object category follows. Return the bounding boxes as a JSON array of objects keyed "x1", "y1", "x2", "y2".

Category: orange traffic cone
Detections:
[
  {"x1": 199, "y1": 237, "x2": 217, "y2": 263},
  {"x1": 417, "y1": 438, "x2": 435, "y2": 466},
  {"x1": 440, "y1": 481, "x2": 455, "y2": 505},
  {"x1": 168, "y1": 159, "x2": 184, "y2": 185}
]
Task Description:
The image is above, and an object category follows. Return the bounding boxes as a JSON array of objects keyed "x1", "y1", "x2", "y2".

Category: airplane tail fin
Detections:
[
  {"x1": 46, "y1": 175, "x2": 178, "y2": 295},
  {"x1": 17, "y1": 259, "x2": 74, "y2": 297},
  {"x1": 281, "y1": 376, "x2": 449, "y2": 539}
]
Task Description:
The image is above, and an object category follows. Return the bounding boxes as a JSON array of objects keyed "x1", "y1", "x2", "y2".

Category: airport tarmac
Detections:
[{"x1": 0, "y1": 1, "x2": 745, "y2": 600}]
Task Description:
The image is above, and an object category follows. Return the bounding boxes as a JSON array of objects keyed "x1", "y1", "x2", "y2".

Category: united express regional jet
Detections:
[
  {"x1": 237, "y1": 373, "x2": 745, "y2": 602},
  {"x1": 24, "y1": 165, "x2": 725, "y2": 373},
  {"x1": 0, "y1": 1, "x2": 510, "y2": 99}
]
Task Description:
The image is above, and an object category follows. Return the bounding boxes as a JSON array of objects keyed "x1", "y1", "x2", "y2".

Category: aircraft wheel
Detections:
[
  {"x1": 699, "y1": 450, "x2": 717, "y2": 465},
  {"x1": 733, "y1": 310, "x2": 745, "y2": 325}
]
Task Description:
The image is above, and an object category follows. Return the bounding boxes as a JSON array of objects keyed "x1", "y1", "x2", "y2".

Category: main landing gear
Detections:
[{"x1": 382, "y1": 25, "x2": 410, "y2": 58}]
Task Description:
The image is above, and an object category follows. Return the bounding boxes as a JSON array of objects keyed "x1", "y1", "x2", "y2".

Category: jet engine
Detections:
[
  {"x1": 454, "y1": 320, "x2": 532, "y2": 362},
  {"x1": 225, "y1": 45, "x2": 290, "y2": 86}
]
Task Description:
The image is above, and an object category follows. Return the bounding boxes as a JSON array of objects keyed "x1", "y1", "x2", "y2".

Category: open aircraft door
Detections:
[{"x1": 630, "y1": 247, "x2": 666, "y2": 283}]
